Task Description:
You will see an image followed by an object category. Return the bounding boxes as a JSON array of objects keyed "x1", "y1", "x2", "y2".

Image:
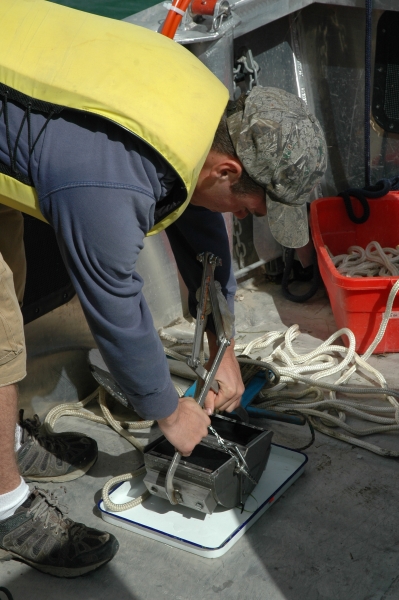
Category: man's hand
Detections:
[
  {"x1": 204, "y1": 332, "x2": 244, "y2": 415},
  {"x1": 157, "y1": 396, "x2": 211, "y2": 456}
]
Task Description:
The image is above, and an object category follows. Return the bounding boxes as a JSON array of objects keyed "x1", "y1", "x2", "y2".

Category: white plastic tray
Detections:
[{"x1": 99, "y1": 444, "x2": 307, "y2": 558}]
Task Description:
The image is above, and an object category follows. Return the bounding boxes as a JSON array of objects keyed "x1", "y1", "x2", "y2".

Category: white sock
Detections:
[
  {"x1": 0, "y1": 478, "x2": 30, "y2": 521},
  {"x1": 15, "y1": 423, "x2": 23, "y2": 452}
]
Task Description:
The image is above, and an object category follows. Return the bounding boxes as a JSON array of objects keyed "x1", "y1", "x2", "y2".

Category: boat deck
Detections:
[{"x1": 3, "y1": 275, "x2": 399, "y2": 600}]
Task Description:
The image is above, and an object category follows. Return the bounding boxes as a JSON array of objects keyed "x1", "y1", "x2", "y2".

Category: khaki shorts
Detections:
[{"x1": 0, "y1": 204, "x2": 27, "y2": 387}]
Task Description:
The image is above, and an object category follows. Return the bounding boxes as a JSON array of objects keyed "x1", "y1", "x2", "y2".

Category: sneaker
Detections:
[
  {"x1": 0, "y1": 488, "x2": 119, "y2": 577},
  {"x1": 17, "y1": 410, "x2": 98, "y2": 483}
]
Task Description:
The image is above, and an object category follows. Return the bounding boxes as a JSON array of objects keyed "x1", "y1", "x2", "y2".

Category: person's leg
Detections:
[
  {"x1": 0, "y1": 223, "x2": 119, "y2": 576},
  {"x1": 0, "y1": 383, "x2": 30, "y2": 520},
  {"x1": 0, "y1": 205, "x2": 98, "y2": 481},
  {"x1": 0, "y1": 207, "x2": 28, "y2": 487},
  {"x1": 0, "y1": 245, "x2": 30, "y2": 520},
  {"x1": 0, "y1": 205, "x2": 26, "y2": 305},
  {"x1": 0, "y1": 384, "x2": 20, "y2": 495}
]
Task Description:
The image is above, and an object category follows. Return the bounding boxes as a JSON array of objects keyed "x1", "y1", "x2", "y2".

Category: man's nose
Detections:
[
  {"x1": 233, "y1": 209, "x2": 249, "y2": 220},
  {"x1": 255, "y1": 200, "x2": 267, "y2": 217}
]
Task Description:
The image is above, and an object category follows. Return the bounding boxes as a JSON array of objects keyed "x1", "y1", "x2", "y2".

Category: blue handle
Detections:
[{"x1": 183, "y1": 371, "x2": 305, "y2": 426}]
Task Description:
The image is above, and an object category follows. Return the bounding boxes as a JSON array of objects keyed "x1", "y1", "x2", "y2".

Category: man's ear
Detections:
[{"x1": 212, "y1": 156, "x2": 242, "y2": 186}]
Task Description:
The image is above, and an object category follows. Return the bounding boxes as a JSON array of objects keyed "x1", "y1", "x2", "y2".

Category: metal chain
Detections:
[
  {"x1": 208, "y1": 425, "x2": 257, "y2": 485},
  {"x1": 233, "y1": 47, "x2": 260, "y2": 97},
  {"x1": 233, "y1": 215, "x2": 247, "y2": 269}
]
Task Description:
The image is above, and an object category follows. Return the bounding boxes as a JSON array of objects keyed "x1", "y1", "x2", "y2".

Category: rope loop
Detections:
[
  {"x1": 338, "y1": 177, "x2": 399, "y2": 225},
  {"x1": 338, "y1": 188, "x2": 370, "y2": 224},
  {"x1": 43, "y1": 386, "x2": 154, "y2": 512}
]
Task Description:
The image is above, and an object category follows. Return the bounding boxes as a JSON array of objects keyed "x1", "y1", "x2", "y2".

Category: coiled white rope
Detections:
[
  {"x1": 160, "y1": 279, "x2": 399, "y2": 457},
  {"x1": 328, "y1": 241, "x2": 399, "y2": 277},
  {"x1": 44, "y1": 387, "x2": 154, "y2": 511},
  {"x1": 44, "y1": 386, "x2": 153, "y2": 451},
  {"x1": 252, "y1": 280, "x2": 399, "y2": 455}
]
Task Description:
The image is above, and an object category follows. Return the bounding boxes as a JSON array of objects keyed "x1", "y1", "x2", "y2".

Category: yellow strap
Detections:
[{"x1": 0, "y1": 176, "x2": 47, "y2": 223}]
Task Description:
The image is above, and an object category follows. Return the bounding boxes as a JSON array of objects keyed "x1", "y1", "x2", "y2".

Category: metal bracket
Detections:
[{"x1": 211, "y1": 0, "x2": 231, "y2": 32}]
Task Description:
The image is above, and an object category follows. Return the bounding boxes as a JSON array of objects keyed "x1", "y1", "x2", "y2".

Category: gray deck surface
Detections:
[{"x1": 2, "y1": 276, "x2": 399, "y2": 600}]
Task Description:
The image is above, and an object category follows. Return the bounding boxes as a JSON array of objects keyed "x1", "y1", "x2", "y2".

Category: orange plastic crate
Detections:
[{"x1": 310, "y1": 193, "x2": 399, "y2": 354}]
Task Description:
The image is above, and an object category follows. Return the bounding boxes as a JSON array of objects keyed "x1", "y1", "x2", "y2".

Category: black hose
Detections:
[
  {"x1": 236, "y1": 357, "x2": 280, "y2": 386},
  {"x1": 285, "y1": 411, "x2": 315, "y2": 451},
  {"x1": 338, "y1": 178, "x2": 394, "y2": 224},
  {"x1": 0, "y1": 588, "x2": 14, "y2": 600},
  {"x1": 281, "y1": 248, "x2": 320, "y2": 303}
]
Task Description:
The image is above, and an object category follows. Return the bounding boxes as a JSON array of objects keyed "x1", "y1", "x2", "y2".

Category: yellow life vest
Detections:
[{"x1": 0, "y1": 0, "x2": 228, "y2": 234}]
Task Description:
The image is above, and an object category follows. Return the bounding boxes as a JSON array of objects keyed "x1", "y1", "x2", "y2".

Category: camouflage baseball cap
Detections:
[{"x1": 227, "y1": 86, "x2": 327, "y2": 248}]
